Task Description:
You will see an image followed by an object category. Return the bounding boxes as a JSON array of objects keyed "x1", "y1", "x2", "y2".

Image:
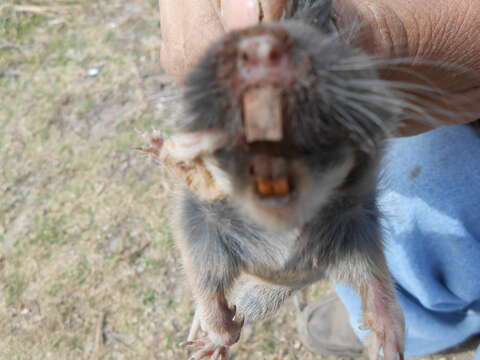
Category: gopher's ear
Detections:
[{"x1": 289, "y1": 0, "x2": 334, "y2": 34}]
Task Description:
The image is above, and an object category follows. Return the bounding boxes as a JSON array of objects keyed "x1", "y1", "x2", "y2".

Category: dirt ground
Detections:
[{"x1": 0, "y1": 1, "x2": 475, "y2": 359}]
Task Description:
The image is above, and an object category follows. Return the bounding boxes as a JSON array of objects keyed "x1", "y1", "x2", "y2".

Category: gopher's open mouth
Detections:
[
  {"x1": 242, "y1": 82, "x2": 298, "y2": 200},
  {"x1": 242, "y1": 85, "x2": 296, "y2": 200},
  {"x1": 249, "y1": 153, "x2": 292, "y2": 198}
]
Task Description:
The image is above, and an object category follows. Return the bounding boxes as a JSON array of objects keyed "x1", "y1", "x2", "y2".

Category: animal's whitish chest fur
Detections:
[
  {"x1": 259, "y1": 227, "x2": 301, "y2": 268},
  {"x1": 240, "y1": 225, "x2": 316, "y2": 284}
]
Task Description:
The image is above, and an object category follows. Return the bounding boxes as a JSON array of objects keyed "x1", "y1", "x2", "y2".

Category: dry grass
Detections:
[{"x1": 0, "y1": 1, "x2": 475, "y2": 359}]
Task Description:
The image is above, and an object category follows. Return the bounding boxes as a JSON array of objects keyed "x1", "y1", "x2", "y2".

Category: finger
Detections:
[
  {"x1": 438, "y1": 87, "x2": 480, "y2": 125},
  {"x1": 183, "y1": 0, "x2": 224, "y2": 66},
  {"x1": 397, "y1": 86, "x2": 480, "y2": 136},
  {"x1": 258, "y1": 0, "x2": 288, "y2": 22},
  {"x1": 221, "y1": 0, "x2": 260, "y2": 31},
  {"x1": 334, "y1": 0, "x2": 480, "y2": 91},
  {"x1": 220, "y1": 0, "x2": 288, "y2": 32},
  {"x1": 160, "y1": 0, "x2": 224, "y2": 82},
  {"x1": 159, "y1": 0, "x2": 188, "y2": 80}
]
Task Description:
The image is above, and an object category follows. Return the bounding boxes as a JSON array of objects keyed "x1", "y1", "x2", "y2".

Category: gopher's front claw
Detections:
[
  {"x1": 184, "y1": 338, "x2": 229, "y2": 360},
  {"x1": 135, "y1": 129, "x2": 164, "y2": 159}
]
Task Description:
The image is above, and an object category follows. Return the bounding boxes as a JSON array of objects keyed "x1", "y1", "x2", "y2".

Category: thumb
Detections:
[{"x1": 218, "y1": 0, "x2": 287, "y2": 31}]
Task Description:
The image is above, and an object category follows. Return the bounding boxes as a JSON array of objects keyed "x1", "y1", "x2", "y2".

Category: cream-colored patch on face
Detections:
[
  {"x1": 203, "y1": 156, "x2": 234, "y2": 196},
  {"x1": 156, "y1": 130, "x2": 231, "y2": 201},
  {"x1": 295, "y1": 154, "x2": 355, "y2": 225}
]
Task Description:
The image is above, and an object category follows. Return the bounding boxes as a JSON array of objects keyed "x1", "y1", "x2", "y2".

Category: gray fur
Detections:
[{"x1": 289, "y1": 0, "x2": 334, "y2": 33}]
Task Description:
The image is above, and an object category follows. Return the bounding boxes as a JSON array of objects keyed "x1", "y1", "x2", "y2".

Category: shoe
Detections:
[{"x1": 297, "y1": 294, "x2": 364, "y2": 358}]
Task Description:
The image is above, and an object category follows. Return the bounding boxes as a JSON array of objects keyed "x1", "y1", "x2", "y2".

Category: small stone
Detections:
[
  {"x1": 135, "y1": 263, "x2": 146, "y2": 274},
  {"x1": 20, "y1": 308, "x2": 30, "y2": 315},
  {"x1": 48, "y1": 18, "x2": 63, "y2": 26},
  {"x1": 87, "y1": 68, "x2": 100, "y2": 77}
]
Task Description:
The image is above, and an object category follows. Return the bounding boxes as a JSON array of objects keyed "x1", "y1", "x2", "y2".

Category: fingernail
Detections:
[{"x1": 222, "y1": 0, "x2": 260, "y2": 31}]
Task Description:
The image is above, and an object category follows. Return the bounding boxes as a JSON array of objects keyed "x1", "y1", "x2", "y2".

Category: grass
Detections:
[{"x1": 0, "y1": 1, "x2": 475, "y2": 359}]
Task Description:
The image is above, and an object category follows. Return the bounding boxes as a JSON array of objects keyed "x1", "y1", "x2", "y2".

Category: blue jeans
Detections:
[{"x1": 336, "y1": 125, "x2": 480, "y2": 359}]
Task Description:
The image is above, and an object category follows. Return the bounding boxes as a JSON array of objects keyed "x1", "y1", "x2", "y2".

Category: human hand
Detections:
[
  {"x1": 333, "y1": 0, "x2": 480, "y2": 134},
  {"x1": 159, "y1": 0, "x2": 287, "y2": 82},
  {"x1": 159, "y1": 0, "x2": 480, "y2": 135}
]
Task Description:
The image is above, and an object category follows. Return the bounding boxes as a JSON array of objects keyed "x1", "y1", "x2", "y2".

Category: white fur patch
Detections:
[
  {"x1": 296, "y1": 154, "x2": 355, "y2": 225},
  {"x1": 203, "y1": 156, "x2": 234, "y2": 196}
]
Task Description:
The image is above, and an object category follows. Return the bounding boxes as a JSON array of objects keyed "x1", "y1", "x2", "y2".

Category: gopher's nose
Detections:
[
  {"x1": 235, "y1": 31, "x2": 293, "y2": 85},
  {"x1": 238, "y1": 34, "x2": 285, "y2": 69}
]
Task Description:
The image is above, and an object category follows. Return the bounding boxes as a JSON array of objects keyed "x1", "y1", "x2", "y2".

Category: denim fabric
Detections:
[{"x1": 336, "y1": 125, "x2": 480, "y2": 358}]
